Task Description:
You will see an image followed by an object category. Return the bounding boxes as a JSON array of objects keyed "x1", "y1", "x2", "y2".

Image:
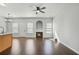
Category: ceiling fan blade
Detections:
[
  {"x1": 40, "y1": 10, "x2": 45, "y2": 13},
  {"x1": 41, "y1": 7, "x2": 46, "y2": 9}
]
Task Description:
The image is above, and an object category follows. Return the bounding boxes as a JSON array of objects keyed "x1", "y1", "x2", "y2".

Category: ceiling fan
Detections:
[{"x1": 32, "y1": 5, "x2": 46, "y2": 14}]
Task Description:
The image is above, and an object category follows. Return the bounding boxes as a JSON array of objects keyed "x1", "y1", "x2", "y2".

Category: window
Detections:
[
  {"x1": 0, "y1": 26, "x2": 4, "y2": 34},
  {"x1": 12, "y1": 23, "x2": 19, "y2": 33},
  {"x1": 27, "y1": 22, "x2": 33, "y2": 33},
  {"x1": 46, "y1": 23, "x2": 52, "y2": 33}
]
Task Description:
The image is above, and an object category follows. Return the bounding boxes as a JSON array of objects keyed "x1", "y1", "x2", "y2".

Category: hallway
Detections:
[{"x1": 0, "y1": 38, "x2": 77, "y2": 55}]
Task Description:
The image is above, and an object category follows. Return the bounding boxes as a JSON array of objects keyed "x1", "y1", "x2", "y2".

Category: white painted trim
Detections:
[
  {"x1": 5, "y1": 17, "x2": 53, "y2": 19},
  {"x1": 60, "y1": 41, "x2": 79, "y2": 54},
  {"x1": 53, "y1": 29, "x2": 60, "y2": 42}
]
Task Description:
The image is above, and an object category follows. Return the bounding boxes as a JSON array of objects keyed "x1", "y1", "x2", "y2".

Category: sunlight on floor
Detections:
[
  {"x1": 43, "y1": 40, "x2": 54, "y2": 54},
  {"x1": 25, "y1": 39, "x2": 36, "y2": 54},
  {"x1": 11, "y1": 39, "x2": 21, "y2": 55}
]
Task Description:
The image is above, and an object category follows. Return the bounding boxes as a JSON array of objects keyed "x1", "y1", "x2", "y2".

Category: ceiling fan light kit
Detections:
[{"x1": 32, "y1": 5, "x2": 46, "y2": 14}]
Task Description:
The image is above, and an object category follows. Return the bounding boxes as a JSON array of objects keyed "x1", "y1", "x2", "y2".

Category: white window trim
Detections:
[
  {"x1": 27, "y1": 22, "x2": 33, "y2": 33},
  {"x1": 12, "y1": 23, "x2": 19, "y2": 33},
  {"x1": 46, "y1": 23, "x2": 52, "y2": 34}
]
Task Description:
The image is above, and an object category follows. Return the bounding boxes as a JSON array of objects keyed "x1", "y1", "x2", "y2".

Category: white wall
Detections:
[
  {"x1": 0, "y1": 17, "x2": 6, "y2": 33},
  {"x1": 6, "y1": 17, "x2": 53, "y2": 38},
  {"x1": 54, "y1": 4, "x2": 79, "y2": 54}
]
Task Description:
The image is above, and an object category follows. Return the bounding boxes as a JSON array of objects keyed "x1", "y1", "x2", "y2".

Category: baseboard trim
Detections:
[
  {"x1": 60, "y1": 41, "x2": 79, "y2": 55},
  {"x1": 54, "y1": 30, "x2": 79, "y2": 54}
]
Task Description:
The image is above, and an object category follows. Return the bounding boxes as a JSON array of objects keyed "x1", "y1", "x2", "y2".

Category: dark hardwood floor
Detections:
[{"x1": 0, "y1": 37, "x2": 78, "y2": 55}]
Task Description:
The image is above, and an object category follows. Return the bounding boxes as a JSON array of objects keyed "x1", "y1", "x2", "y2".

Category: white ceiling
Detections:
[{"x1": 0, "y1": 3, "x2": 79, "y2": 17}]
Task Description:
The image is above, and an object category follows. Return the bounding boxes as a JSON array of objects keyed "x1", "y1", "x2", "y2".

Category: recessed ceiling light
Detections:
[{"x1": 0, "y1": 3, "x2": 6, "y2": 7}]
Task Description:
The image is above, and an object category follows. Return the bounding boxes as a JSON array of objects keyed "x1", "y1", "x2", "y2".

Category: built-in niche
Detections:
[{"x1": 36, "y1": 21, "x2": 43, "y2": 30}]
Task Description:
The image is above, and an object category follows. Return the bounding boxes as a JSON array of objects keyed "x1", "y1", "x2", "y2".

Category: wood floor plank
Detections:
[{"x1": 0, "y1": 37, "x2": 78, "y2": 55}]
